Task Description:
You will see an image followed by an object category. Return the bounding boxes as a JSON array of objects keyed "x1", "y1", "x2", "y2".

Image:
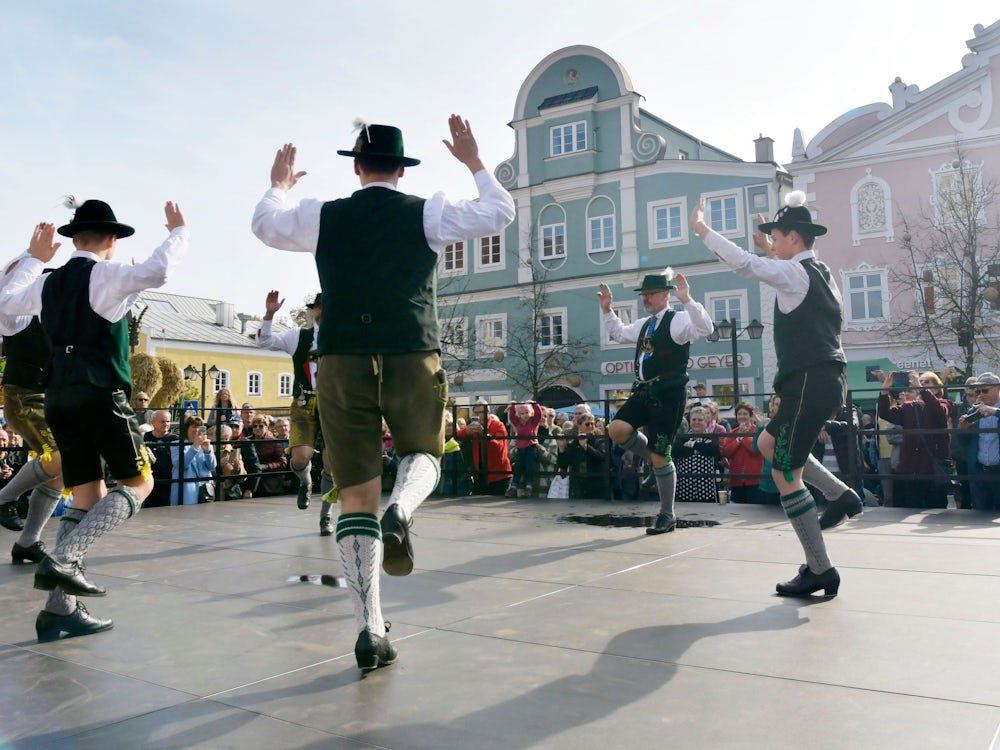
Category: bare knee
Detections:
[{"x1": 608, "y1": 420, "x2": 633, "y2": 445}]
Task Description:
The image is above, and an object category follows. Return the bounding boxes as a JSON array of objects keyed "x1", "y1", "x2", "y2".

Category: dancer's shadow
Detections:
[{"x1": 332, "y1": 603, "x2": 810, "y2": 750}]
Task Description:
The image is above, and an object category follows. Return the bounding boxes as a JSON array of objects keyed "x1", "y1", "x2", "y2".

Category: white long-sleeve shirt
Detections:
[
  {"x1": 251, "y1": 169, "x2": 515, "y2": 254},
  {"x1": 603, "y1": 300, "x2": 714, "y2": 380},
  {"x1": 0, "y1": 227, "x2": 190, "y2": 322},
  {"x1": 0, "y1": 250, "x2": 34, "y2": 336},
  {"x1": 256, "y1": 319, "x2": 319, "y2": 390},
  {"x1": 703, "y1": 229, "x2": 814, "y2": 314}
]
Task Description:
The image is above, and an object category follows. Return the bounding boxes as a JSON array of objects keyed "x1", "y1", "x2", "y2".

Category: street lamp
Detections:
[
  {"x1": 184, "y1": 363, "x2": 220, "y2": 418},
  {"x1": 706, "y1": 317, "x2": 765, "y2": 406}
]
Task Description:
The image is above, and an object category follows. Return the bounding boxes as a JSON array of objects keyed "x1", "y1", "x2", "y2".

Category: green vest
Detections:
[
  {"x1": 772, "y1": 258, "x2": 846, "y2": 387},
  {"x1": 633, "y1": 310, "x2": 690, "y2": 388},
  {"x1": 2, "y1": 317, "x2": 50, "y2": 391},
  {"x1": 315, "y1": 187, "x2": 438, "y2": 354},
  {"x1": 40, "y1": 258, "x2": 132, "y2": 393}
]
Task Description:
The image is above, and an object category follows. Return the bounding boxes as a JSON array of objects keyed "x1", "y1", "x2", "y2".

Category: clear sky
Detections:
[{"x1": 2, "y1": 1, "x2": 998, "y2": 319}]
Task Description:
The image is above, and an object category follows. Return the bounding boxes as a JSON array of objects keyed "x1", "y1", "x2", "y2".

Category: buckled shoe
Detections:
[
  {"x1": 819, "y1": 489, "x2": 864, "y2": 530},
  {"x1": 34, "y1": 556, "x2": 106, "y2": 597},
  {"x1": 36, "y1": 603, "x2": 114, "y2": 642},
  {"x1": 0, "y1": 501, "x2": 24, "y2": 532},
  {"x1": 12, "y1": 540, "x2": 47, "y2": 564},
  {"x1": 354, "y1": 624, "x2": 397, "y2": 672}
]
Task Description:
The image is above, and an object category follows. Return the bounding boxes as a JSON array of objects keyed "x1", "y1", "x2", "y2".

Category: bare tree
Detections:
[{"x1": 891, "y1": 145, "x2": 1000, "y2": 376}]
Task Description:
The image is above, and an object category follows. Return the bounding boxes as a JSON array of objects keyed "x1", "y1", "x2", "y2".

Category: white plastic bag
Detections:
[{"x1": 547, "y1": 474, "x2": 569, "y2": 499}]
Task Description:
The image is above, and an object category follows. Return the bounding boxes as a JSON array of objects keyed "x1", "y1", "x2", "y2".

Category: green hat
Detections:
[
  {"x1": 58, "y1": 199, "x2": 135, "y2": 239},
  {"x1": 634, "y1": 273, "x2": 675, "y2": 293},
  {"x1": 305, "y1": 293, "x2": 322, "y2": 309},
  {"x1": 337, "y1": 122, "x2": 420, "y2": 167}
]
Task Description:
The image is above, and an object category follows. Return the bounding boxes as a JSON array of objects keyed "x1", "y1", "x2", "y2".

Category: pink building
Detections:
[{"x1": 787, "y1": 17, "x2": 1000, "y2": 405}]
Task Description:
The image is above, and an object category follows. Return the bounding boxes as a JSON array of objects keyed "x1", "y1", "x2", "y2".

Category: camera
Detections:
[{"x1": 965, "y1": 404, "x2": 984, "y2": 423}]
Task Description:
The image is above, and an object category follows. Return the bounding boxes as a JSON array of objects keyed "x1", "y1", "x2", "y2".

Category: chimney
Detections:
[
  {"x1": 236, "y1": 312, "x2": 251, "y2": 335},
  {"x1": 215, "y1": 302, "x2": 235, "y2": 328},
  {"x1": 754, "y1": 134, "x2": 774, "y2": 163}
]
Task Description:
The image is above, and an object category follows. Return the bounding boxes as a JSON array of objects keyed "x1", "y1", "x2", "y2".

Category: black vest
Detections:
[
  {"x1": 292, "y1": 326, "x2": 318, "y2": 398},
  {"x1": 315, "y1": 188, "x2": 438, "y2": 354},
  {"x1": 40, "y1": 257, "x2": 132, "y2": 393},
  {"x1": 633, "y1": 310, "x2": 690, "y2": 388},
  {"x1": 772, "y1": 258, "x2": 846, "y2": 387},
  {"x1": 2, "y1": 317, "x2": 49, "y2": 391}
]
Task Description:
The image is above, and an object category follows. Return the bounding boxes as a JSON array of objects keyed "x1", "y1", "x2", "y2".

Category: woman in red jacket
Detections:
[
  {"x1": 456, "y1": 401, "x2": 513, "y2": 495},
  {"x1": 721, "y1": 401, "x2": 765, "y2": 504}
]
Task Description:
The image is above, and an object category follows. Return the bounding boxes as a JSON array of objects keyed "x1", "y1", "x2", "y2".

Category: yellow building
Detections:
[{"x1": 134, "y1": 291, "x2": 300, "y2": 411}]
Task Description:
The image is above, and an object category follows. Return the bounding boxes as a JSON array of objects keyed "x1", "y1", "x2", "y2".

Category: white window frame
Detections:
[
  {"x1": 441, "y1": 316, "x2": 469, "y2": 359},
  {"x1": 246, "y1": 371, "x2": 262, "y2": 398},
  {"x1": 648, "y1": 198, "x2": 688, "y2": 247},
  {"x1": 537, "y1": 307, "x2": 567, "y2": 350},
  {"x1": 850, "y1": 170, "x2": 894, "y2": 245},
  {"x1": 588, "y1": 214, "x2": 616, "y2": 254},
  {"x1": 550, "y1": 120, "x2": 587, "y2": 157},
  {"x1": 213, "y1": 369, "x2": 230, "y2": 393},
  {"x1": 840, "y1": 264, "x2": 890, "y2": 329},
  {"x1": 703, "y1": 290, "x2": 749, "y2": 329},
  {"x1": 540, "y1": 222, "x2": 566, "y2": 259},
  {"x1": 931, "y1": 160, "x2": 985, "y2": 227},
  {"x1": 278, "y1": 373, "x2": 292, "y2": 398},
  {"x1": 702, "y1": 190, "x2": 743, "y2": 237},
  {"x1": 474, "y1": 233, "x2": 505, "y2": 272},
  {"x1": 475, "y1": 313, "x2": 507, "y2": 356},
  {"x1": 439, "y1": 240, "x2": 467, "y2": 277},
  {"x1": 602, "y1": 301, "x2": 637, "y2": 350}
]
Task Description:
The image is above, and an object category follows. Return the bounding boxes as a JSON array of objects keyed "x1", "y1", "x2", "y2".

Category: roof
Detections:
[
  {"x1": 134, "y1": 290, "x2": 294, "y2": 349},
  {"x1": 539, "y1": 85, "x2": 599, "y2": 110}
]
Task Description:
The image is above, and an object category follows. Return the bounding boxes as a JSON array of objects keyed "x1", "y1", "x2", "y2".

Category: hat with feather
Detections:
[
  {"x1": 336, "y1": 117, "x2": 420, "y2": 166},
  {"x1": 57, "y1": 195, "x2": 135, "y2": 239},
  {"x1": 757, "y1": 190, "x2": 827, "y2": 237}
]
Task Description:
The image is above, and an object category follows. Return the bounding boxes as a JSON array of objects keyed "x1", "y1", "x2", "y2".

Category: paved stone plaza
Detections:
[{"x1": 2, "y1": 495, "x2": 999, "y2": 749}]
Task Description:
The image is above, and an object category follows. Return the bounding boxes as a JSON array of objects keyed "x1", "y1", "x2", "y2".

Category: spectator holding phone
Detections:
[
  {"x1": 957, "y1": 372, "x2": 1000, "y2": 512},
  {"x1": 180, "y1": 416, "x2": 217, "y2": 506}
]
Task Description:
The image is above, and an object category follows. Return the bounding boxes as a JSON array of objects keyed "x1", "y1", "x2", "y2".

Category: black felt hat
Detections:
[
  {"x1": 57, "y1": 199, "x2": 135, "y2": 239},
  {"x1": 336, "y1": 121, "x2": 420, "y2": 167},
  {"x1": 758, "y1": 191, "x2": 827, "y2": 237},
  {"x1": 305, "y1": 293, "x2": 322, "y2": 309},
  {"x1": 634, "y1": 273, "x2": 675, "y2": 293}
]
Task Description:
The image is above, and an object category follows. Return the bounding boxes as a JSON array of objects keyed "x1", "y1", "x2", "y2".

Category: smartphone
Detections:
[
  {"x1": 891, "y1": 372, "x2": 910, "y2": 389},
  {"x1": 865, "y1": 365, "x2": 881, "y2": 382},
  {"x1": 469, "y1": 417, "x2": 480, "y2": 424}
]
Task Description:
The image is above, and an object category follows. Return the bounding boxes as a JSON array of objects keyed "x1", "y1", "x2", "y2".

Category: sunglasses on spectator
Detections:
[{"x1": 974, "y1": 386, "x2": 994, "y2": 394}]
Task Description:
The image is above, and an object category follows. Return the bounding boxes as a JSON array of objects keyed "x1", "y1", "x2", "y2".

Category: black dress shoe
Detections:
[
  {"x1": 34, "y1": 556, "x2": 106, "y2": 597},
  {"x1": 36, "y1": 603, "x2": 114, "y2": 642},
  {"x1": 319, "y1": 516, "x2": 333, "y2": 537},
  {"x1": 380, "y1": 503, "x2": 414, "y2": 576},
  {"x1": 0, "y1": 501, "x2": 24, "y2": 532},
  {"x1": 297, "y1": 485, "x2": 310, "y2": 510},
  {"x1": 646, "y1": 513, "x2": 676, "y2": 535},
  {"x1": 354, "y1": 625, "x2": 397, "y2": 672},
  {"x1": 819, "y1": 489, "x2": 864, "y2": 530},
  {"x1": 12, "y1": 540, "x2": 47, "y2": 564},
  {"x1": 776, "y1": 565, "x2": 840, "y2": 597}
]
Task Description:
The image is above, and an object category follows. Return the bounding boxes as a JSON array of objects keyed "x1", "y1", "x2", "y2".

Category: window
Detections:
[
  {"x1": 840, "y1": 264, "x2": 890, "y2": 329},
  {"x1": 602, "y1": 301, "x2": 637, "y2": 348},
  {"x1": 475, "y1": 314, "x2": 506, "y2": 355},
  {"x1": 278, "y1": 373, "x2": 292, "y2": 398},
  {"x1": 707, "y1": 294, "x2": 744, "y2": 328},
  {"x1": 846, "y1": 272, "x2": 885, "y2": 321},
  {"x1": 705, "y1": 193, "x2": 743, "y2": 234},
  {"x1": 144, "y1": 299, "x2": 177, "y2": 313},
  {"x1": 589, "y1": 215, "x2": 615, "y2": 253},
  {"x1": 850, "y1": 171, "x2": 894, "y2": 245},
  {"x1": 932, "y1": 161, "x2": 984, "y2": 226},
  {"x1": 440, "y1": 241, "x2": 466, "y2": 275},
  {"x1": 476, "y1": 233, "x2": 504, "y2": 271},
  {"x1": 550, "y1": 121, "x2": 587, "y2": 156},
  {"x1": 213, "y1": 369, "x2": 230, "y2": 393},
  {"x1": 441, "y1": 317, "x2": 468, "y2": 358},
  {"x1": 541, "y1": 223, "x2": 566, "y2": 259},
  {"x1": 247, "y1": 371, "x2": 262, "y2": 398},
  {"x1": 677, "y1": 150, "x2": 688, "y2": 160},
  {"x1": 537, "y1": 308, "x2": 567, "y2": 349},
  {"x1": 648, "y1": 198, "x2": 687, "y2": 246}
]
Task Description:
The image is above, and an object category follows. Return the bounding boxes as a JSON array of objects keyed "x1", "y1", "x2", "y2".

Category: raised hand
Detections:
[
  {"x1": 264, "y1": 290, "x2": 285, "y2": 318},
  {"x1": 673, "y1": 273, "x2": 691, "y2": 304},
  {"x1": 28, "y1": 223, "x2": 61, "y2": 262},
  {"x1": 165, "y1": 202, "x2": 185, "y2": 231},
  {"x1": 597, "y1": 282, "x2": 613, "y2": 312},
  {"x1": 270, "y1": 143, "x2": 307, "y2": 191},
  {"x1": 752, "y1": 213, "x2": 774, "y2": 256},
  {"x1": 442, "y1": 114, "x2": 484, "y2": 173}
]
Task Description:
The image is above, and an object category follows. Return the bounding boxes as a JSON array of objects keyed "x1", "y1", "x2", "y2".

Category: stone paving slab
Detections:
[{"x1": 1, "y1": 495, "x2": 999, "y2": 749}]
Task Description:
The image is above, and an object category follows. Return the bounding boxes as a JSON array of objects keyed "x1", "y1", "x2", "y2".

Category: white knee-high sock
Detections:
[
  {"x1": 388, "y1": 452, "x2": 440, "y2": 523},
  {"x1": 45, "y1": 508, "x2": 86, "y2": 616},
  {"x1": 0, "y1": 458, "x2": 54, "y2": 505},
  {"x1": 18, "y1": 485, "x2": 63, "y2": 547},
  {"x1": 336, "y1": 513, "x2": 384, "y2": 637},
  {"x1": 54, "y1": 485, "x2": 140, "y2": 564},
  {"x1": 781, "y1": 488, "x2": 832, "y2": 573},
  {"x1": 801, "y1": 453, "x2": 849, "y2": 501}
]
